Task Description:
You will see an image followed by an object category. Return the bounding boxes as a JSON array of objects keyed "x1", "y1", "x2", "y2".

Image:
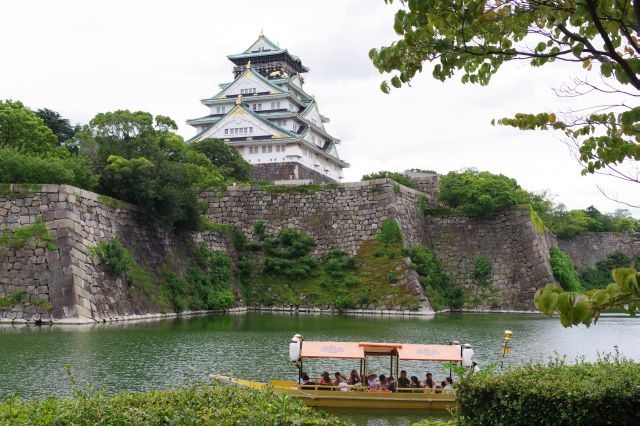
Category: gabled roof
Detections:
[
  {"x1": 208, "y1": 66, "x2": 285, "y2": 100},
  {"x1": 243, "y1": 33, "x2": 280, "y2": 53}
]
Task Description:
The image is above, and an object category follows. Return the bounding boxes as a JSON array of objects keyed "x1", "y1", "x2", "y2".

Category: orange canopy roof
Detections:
[
  {"x1": 300, "y1": 341, "x2": 462, "y2": 361},
  {"x1": 300, "y1": 341, "x2": 365, "y2": 359},
  {"x1": 398, "y1": 344, "x2": 462, "y2": 362}
]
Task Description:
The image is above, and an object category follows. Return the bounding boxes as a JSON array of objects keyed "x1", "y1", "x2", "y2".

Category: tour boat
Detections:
[{"x1": 210, "y1": 335, "x2": 475, "y2": 411}]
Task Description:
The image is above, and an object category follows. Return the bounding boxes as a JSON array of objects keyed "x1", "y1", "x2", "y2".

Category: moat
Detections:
[{"x1": 1, "y1": 312, "x2": 639, "y2": 424}]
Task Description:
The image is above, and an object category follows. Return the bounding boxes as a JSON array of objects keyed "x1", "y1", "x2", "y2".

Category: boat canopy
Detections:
[{"x1": 300, "y1": 341, "x2": 462, "y2": 362}]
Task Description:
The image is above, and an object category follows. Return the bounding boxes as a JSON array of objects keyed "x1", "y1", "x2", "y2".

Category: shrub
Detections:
[
  {"x1": 190, "y1": 137, "x2": 252, "y2": 182},
  {"x1": 473, "y1": 255, "x2": 492, "y2": 281},
  {"x1": 407, "y1": 244, "x2": 457, "y2": 311},
  {"x1": 334, "y1": 293, "x2": 353, "y2": 311},
  {"x1": 438, "y1": 169, "x2": 528, "y2": 216},
  {"x1": 376, "y1": 219, "x2": 403, "y2": 244},
  {"x1": 94, "y1": 238, "x2": 133, "y2": 277},
  {"x1": 529, "y1": 205, "x2": 545, "y2": 233},
  {"x1": 387, "y1": 271, "x2": 398, "y2": 283},
  {"x1": 0, "y1": 147, "x2": 98, "y2": 191},
  {"x1": 418, "y1": 194, "x2": 428, "y2": 216},
  {"x1": 456, "y1": 355, "x2": 640, "y2": 426},
  {"x1": 361, "y1": 170, "x2": 416, "y2": 188},
  {"x1": 0, "y1": 383, "x2": 347, "y2": 426},
  {"x1": 0, "y1": 218, "x2": 57, "y2": 252},
  {"x1": 549, "y1": 246, "x2": 582, "y2": 291}
]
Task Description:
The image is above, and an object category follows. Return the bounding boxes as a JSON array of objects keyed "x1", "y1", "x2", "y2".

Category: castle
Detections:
[{"x1": 187, "y1": 33, "x2": 347, "y2": 183}]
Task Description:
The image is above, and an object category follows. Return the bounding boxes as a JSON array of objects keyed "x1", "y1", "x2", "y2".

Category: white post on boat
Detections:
[
  {"x1": 462, "y1": 344, "x2": 474, "y2": 368},
  {"x1": 289, "y1": 334, "x2": 303, "y2": 384}
]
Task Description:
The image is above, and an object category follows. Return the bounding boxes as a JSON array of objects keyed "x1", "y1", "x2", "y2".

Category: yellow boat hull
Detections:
[{"x1": 210, "y1": 375, "x2": 456, "y2": 411}]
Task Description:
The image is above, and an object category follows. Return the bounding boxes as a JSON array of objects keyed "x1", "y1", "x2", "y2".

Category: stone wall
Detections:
[
  {"x1": 410, "y1": 175, "x2": 440, "y2": 203},
  {"x1": 0, "y1": 184, "x2": 233, "y2": 323},
  {"x1": 250, "y1": 162, "x2": 337, "y2": 184},
  {"x1": 424, "y1": 206, "x2": 557, "y2": 311},
  {"x1": 557, "y1": 233, "x2": 640, "y2": 271}
]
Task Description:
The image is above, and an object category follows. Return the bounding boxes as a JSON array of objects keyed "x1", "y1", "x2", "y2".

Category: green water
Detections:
[{"x1": 1, "y1": 312, "x2": 639, "y2": 425}]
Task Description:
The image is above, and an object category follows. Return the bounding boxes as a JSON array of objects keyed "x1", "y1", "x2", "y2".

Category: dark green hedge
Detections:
[
  {"x1": 0, "y1": 384, "x2": 346, "y2": 426},
  {"x1": 457, "y1": 357, "x2": 640, "y2": 425}
]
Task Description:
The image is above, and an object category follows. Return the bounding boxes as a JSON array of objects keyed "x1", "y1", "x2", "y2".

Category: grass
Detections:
[
  {"x1": 97, "y1": 194, "x2": 127, "y2": 210},
  {"x1": 258, "y1": 182, "x2": 341, "y2": 196},
  {"x1": 0, "y1": 218, "x2": 58, "y2": 252}
]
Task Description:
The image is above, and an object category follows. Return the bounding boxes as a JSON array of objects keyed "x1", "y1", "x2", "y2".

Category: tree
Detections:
[
  {"x1": 535, "y1": 267, "x2": 640, "y2": 327},
  {"x1": 190, "y1": 138, "x2": 252, "y2": 182},
  {"x1": 35, "y1": 108, "x2": 79, "y2": 145},
  {"x1": 438, "y1": 169, "x2": 528, "y2": 216},
  {"x1": 80, "y1": 110, "x2": 225, "y2": 231},
  {"x1": 370, "y1": 1, "x2": 640, "y2": 190},
  {"x1": 0, "y1": 100, "x2": 57, "y2": 154}
]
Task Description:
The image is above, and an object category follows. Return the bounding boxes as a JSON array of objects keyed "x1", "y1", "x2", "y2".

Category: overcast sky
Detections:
[{"x1": 1, "y1": 0, "x2": 638, "y2": 215}]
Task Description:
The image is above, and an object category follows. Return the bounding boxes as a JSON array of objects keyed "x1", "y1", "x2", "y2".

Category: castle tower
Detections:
[{"x1": 187, "y1": 33, "x2": 348, "y2": 183}]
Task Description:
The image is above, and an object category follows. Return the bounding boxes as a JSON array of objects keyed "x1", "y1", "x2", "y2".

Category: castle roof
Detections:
[{"x1": 227, "y1": 33, "x2": 309, "y2": 73}]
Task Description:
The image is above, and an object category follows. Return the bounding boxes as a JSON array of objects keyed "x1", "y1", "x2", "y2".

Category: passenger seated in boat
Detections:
[
  {"x1": 348, "y1": 369, "x2": 361, "y2": 385},
  {"x1": 410, "y1": 376, "x2": 422, "y2": 392},
  {"x1": 366, "y1": 373, "x2": 379, "y2": 390},
  {"x1": 378, "y1": 374, "x2": 388, "y2": 390},
  {"x1": 398, "y1": 370, "x2": 411, "y2": 392},
  {"x1": 298, "y1": 372, "x2": 308, "y2": 384},
  {"x1": 423, "y1": 372, "x2": 435, "y2": 392},
  {"x1": 300, "y1": 373, "x2": 315, "y2": 390},
  {"x1": 443, "y1": 377, "x2": 454, "y2": 394},
  {"x1": 337, "y1": 375, "x2": 349, "y2": 392},
  {"x1": 387, "y1": 376, "x2": 397, "y2": 392},
  {"x1": 434, "y1": 384, "x2": 442, "y2": 394},
  {"x1": 333, "y1": 372, "x2": 347, "y2": 386},
  {"x1": 319, "y1": 372, "x2": 332, "y2": 388}
]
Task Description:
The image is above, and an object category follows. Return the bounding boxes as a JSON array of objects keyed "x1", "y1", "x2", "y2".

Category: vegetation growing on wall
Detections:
[
  {"x1": 0, "y1": 383, "x2": 346, "y2": 426},
  {"x1": 92, "y1": 238, "x2": 234, "y2": 313},
  {"x1": 580, "y1": 251, "x2": 640, "y2": 290},
  {"x1": 361, "y1": 171, "x2": 416, "y2": 189},
  {"x1": 406, "y1": 244, "x2": 461, "y2": 311},
  {"x1": 0, "y1": 218, "x2": 57, "y2": 253},
  {"x1": 237, "y1": 222, "x2": 419, "y2": 310},
  {"x1": 549, "y1": 247, "x2": 582, "y2": 292}
]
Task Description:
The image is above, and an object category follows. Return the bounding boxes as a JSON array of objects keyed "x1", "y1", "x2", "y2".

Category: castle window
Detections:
[
  {"x1": 271, "y1": 101, "x2": 281, "y2": 110},
  {"x1": 216, "y1": 106, "x2": 226, "y2": 114},
  {"x1": 240, "y1": 88, "x2": 256, "y2": 95},
  {"x1": 252, "y1": 103, "x2": 262, "y2": 111}
]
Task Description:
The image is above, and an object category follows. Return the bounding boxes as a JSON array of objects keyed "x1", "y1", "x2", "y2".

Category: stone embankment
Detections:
[{"x1": 557, "y1": 233, "x2": 640, "y2": 271}]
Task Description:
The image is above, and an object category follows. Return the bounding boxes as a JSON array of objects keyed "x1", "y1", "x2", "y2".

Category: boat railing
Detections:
[{"x1": 295, "y1": 384, "x2": 457, "y2": 394}]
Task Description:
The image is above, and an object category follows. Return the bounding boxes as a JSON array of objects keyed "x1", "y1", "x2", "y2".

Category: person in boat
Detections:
[
  {"x1": 378, "y1": 374, "x2": 388, "y2": 390},
  {"x1": 366, "y1": 373, "x2": 379, "y2": 390},
  {"x1": 443, "y1": 377, "x2": 454, "y2": 394},
  {"x1": 398, "y1": 370, "x2": 411, "y2": 392},
  {"x1": 333, "y1": 372, "x2": 347, "y2": 387},
  {"x1": 300, "y1": 373, "x2": 315, "y2": 390},
  {"x1": 472, "y1": 361, "x2": 480, "y2": 373},
  {"x1": 319, "y1": 371, "x2": 332, "y2": 388},
  {"x1": 387, "y1": 376, "x2": 397, "y2": 392},
  {"x1": 410, "y1": 376, "x2": 422, "y2": 392},
  {"x1": 298, "y1": 372, "x2": 309, "y2": 384},
  {"x1": 336, "y1": 375, "x2": 350, "y2": 392},
  {"x1": 423, "y1": 372, "x2": 435, "y2": 390},
  {"x1": 348, "y1": 369, "x2": 361, "y2": 385}
]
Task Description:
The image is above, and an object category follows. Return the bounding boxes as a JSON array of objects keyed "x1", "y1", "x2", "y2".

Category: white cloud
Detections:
[{"x1": 1, "y1": 0, "x2": 637, "y2": 215}]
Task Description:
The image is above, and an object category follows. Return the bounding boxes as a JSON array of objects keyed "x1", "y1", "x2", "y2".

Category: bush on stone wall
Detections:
[
  {"x1": 549, "y1": 247, "x2": 582, "y2": 292},
  {"x1": 473, "y1": 255, "x2": 492, "y2": 282},
  {"x1": 362, "y1": 170, "x2": 416, "y2": 188},
  {"x1": 376, "y1": 219, "x2": 403, "y2": 244},
  {"x1": 456, "y1": 355, "x2": 640, "y2": 426},
  {"x1": 407, "y1": 244, "x2": 460, "y2": 311}
]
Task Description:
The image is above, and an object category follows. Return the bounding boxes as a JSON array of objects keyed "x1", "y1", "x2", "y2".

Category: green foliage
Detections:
[
  {"x1": 386, "y1": 271, "x2": 398, "y2": 284},
  {"x1": 438, "y1": 169, "x2": 528, "y2": 216},
  {"x1": 456, "y1": 355, "x2": 640, "y2": 426},
  {"x1": 97, "y1": 194, "x2": 126, "y2": 210},
  {"x1": 535, "y1": 267, "x2": 640, "y2": 327},
  {"x1": 35, "y1": 108, "x2": 79, "y2": 149},
  {"x1": 0, "y1": 291, "x2": 24, "y2": 308},
  {"x1": 0, "y1": 383, "x2": 346, "y2": 426},
  {"x1": 581, "y1": 251, "x2": 636, "y2": 290},
  {"x1": 529, "y1": 205, "x2": 545, "y2": 233},
  {"x1": 549, "y1": 247, "x2": 582, "y2": 292},
  {"x1": 473, "y1": 255, "x2": 492, "y2": 281},
  {"x1": 239, "y1": 224, "x2": 418, "y2": 310},
  {"x1": 0, "y1": 100, "x2": 57, "y2": 154},
  {"x1": 361, "y1": 170, "x2": 416, "y2": 188},
  {"x1": 94, "y1": 238, "x2": 133, "y2": 277},
  {"x1": 0, "y1": 218, "x2": 57, "y2": 252},
  {"x1": 159, "y1": 244, "x2": 234, "y2": 312},
  {"x1": 0, "y1": 147, "x2": 98, "y2": 191},
  {"x1": 418, "y1": 195, "x2": 428, "y2": 216},
  {"x1": 202, "y1": 219, "x2": 234, "y2": 235},
  {"x1": 393, "y1": 182, "x2": 401, "y2": 194},
  {"x1": 371, "y1": 1, "x2": 640, "y2": 179},
  {"x1": 82, "y1": 109, "x2": 225, "y2": 231},
  {"x1": 406, "y1": 244, "x2": 459, "y2": 311},
  {"x1": 376, "y1": 219, "x2": 402, "y2": 244},
  {"x1": 191, "y1": 138, "x2": 252, "y2": 182}
]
